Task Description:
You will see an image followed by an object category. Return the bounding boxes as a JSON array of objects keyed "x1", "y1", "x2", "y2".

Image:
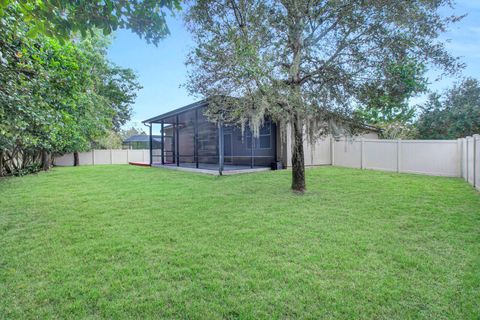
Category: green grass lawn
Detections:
[{"x1": 1, "y1": 166, "x2": 479, "y2": 319}]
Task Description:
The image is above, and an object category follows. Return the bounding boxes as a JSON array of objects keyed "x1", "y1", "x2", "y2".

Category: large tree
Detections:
[
  {"x1": 356, "y1": 58, "x2": 428, "y2": 139},
  {"x1": 0, "y1": 9, "x2": 141, "y2": 175},
  {"x1": 416, "y1": 78, "x2": 480, "y2": 139},
  {"x1": 185, "y1": 0, "x2": 462, "y2": 192},
  {"x1": 0, "y1": 0, "x2": 180, "y2": 45},
  {"x1": 0, "y1": 0, "x2": 176, "y2": 175}
]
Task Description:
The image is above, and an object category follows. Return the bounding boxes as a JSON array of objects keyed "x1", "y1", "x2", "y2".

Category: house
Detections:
[
  {"x1": 143, "y1": 99, "x2": 378, "y2": 174},
  {"x1": 123, "y1": 134, "x2": 162, "y2": 150}
]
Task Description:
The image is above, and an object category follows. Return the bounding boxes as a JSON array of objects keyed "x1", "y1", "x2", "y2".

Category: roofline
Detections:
[
  {"x1": 363, "y1": 124, "x2": 381, "y2": 132},
  {"x1": 142, "y1": 99, "x2": 209, "y2": 123},
  {"x1": 142, "y1": 97, "x2": 380, "y2": 132},
  {"x1": 123, "y1": 135, "x2": 162, "y2": 142},
  {"x1": 123, "y1": 138, "x2": 162, "y2": 142}
]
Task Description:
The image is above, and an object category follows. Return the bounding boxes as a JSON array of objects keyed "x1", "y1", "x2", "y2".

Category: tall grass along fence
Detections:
[{"x1": 332, "y1": 135, "x2": 480, "y2": 191}]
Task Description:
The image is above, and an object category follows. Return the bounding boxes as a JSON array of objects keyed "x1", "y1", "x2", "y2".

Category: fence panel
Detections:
[
  {"x1": 304, "y1": 138, "x2": 332, "y2": 166},
  {"x1": 461, "y1": 138, "x2": 467, "y2": 180},
  {"x1": 54, "y1": 153, "x2": 74, "y2": 166},
  {"x1": 364, "y1": 140, "x2": 397, "y2": 172},
  {"x1": 333, "y1": 139, "x2": 361, "y2": 169},
  {"x1": 466, "y1": 137, "x2": 474, "y2": 185},
  {"x1": 333, "y1": 138, "x2": 462, "y2": 177},
  {"x1": 400, "y1": 140, "x2": 459, "y2": 177},
  {"x1": 112, "y1": 150, "x2": 127, "y2": 164},
  {"x1": 128, "y1": 150, "x2": 146, "y2": 163},
  {"x1": 78, "y1": 152, "x2": 93, "y2": 165},
  {"x1": 93, "y1": 150, "x2": 110, "y2": 165},
  {"x1": 54, "y1": 149, "x2": 151, "y2": 166}
]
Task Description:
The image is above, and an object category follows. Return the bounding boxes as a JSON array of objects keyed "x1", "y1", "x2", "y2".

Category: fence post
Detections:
[
  {"x1": 474, "y1": 134, "x2": 479, "y2": 188},
  {"x1": 127, "y1": 149, "x2": 130, "y2": 163},
  {"x1": 466, "y1": 136, "x2": 471, "y2": 184},
  {"x1": 91, "y1": 150, "x2": 95, "y2": 166},
  {"x1": 457, "y1": 138, "x2": 463, "y2": 178},
  {"x1": 330, "y1": 136, "x2": 335, "y2": 166},
  {"x1": 462, "y1": 138, "x2": 467, "y2": 180},
  {"x1": 360, "y1": 138, "x2": 365, "y2": 169},
  {"x1": 396, "y1": 139, "x2": 401, "y2": 173},
  {"x1": 110, "y1": 149, "x2": 113, "y2": 164}
]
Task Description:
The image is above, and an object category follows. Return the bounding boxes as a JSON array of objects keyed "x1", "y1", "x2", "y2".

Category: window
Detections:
[
  {"x1": 260, "y1": 122, "x2": 271, "y2": 135},
  {"x1": 198, "y1": 133, "x2": 211, "y2": 151},
  {"x1": 259, "y1": 135, "x2": 270, "y2": 149},
  {"x1": 258, "y1": 121, "x2": 271, "y2": 149}
]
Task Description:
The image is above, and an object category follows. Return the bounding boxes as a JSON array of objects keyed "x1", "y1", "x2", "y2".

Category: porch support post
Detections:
[
  {"x1": 273, "y1": 122, "x2": 277, "y2": 163},
  {"x1": 195, "y1": 109, "x2": 199, "y2": 169},
  {"x1": 176, "y1": 114, "x2": 180, "y2": 167},
  {"x1": 149, "y1": 123, "x2": 153, "y2": 165},
  {"x1": 218, "y1": 122, "x2": 224, "y2": 175},
  {"x1": 172, "y1": 124, "x2": 175, "y2": 164},
  {"x1": 161, "y1": 120, "x2": 165, "y2": 165},
  {"x1": 250, "y1": 131, "x2": 254, "y2": 168}
]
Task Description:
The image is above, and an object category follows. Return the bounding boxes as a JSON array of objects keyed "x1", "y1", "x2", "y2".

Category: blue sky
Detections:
[{"x1": 107, "y1": 0, "x2": 480, "y2": 129}]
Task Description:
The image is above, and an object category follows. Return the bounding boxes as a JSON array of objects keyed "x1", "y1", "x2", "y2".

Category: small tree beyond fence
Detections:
[{"x1": 53, "y1": 135, "x2": 480, "y2": 191}]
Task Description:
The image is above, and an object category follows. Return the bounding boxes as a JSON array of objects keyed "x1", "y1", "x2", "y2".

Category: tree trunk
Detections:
[
  {"x1": 0, "y1": 150, "x2": 4, "y2": 177},
  {"x1": 291, "y1": 114, "x2": 306, "y2": 192},
  {"x1": 74, "y1": 151, "x2": 79, "y2": 166},
  {"x1": 41, "y1": 150, "x2": 49, "y2": 171}
]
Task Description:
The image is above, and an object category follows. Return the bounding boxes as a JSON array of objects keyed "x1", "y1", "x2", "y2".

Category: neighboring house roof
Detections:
[{"x1": 123, "y1": 135, "x2": 162, "y2": 143}]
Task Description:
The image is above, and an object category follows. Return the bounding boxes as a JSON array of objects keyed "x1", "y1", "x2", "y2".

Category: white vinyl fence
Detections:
[
  {"x1": 461, "y1": 136, "x2": 480, "y2": 190},
  {"x1": 332, "y1": 135, "x2": 480, "y2": 191},
  {"x1": 54, "y1": 135, "x2": 480, "y2": 190},
  {"x1": 54, "y1": 149, "x2": 154, "y2": 166}
]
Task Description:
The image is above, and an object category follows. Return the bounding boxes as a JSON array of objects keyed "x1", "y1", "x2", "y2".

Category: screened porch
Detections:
[{"x1": 144, "y1": 101, "x2": 277, "y2": 174}]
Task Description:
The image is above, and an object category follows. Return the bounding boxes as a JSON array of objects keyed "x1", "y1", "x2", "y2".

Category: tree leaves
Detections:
[
  {"x1": 0, "y1": 10, "x2": 142, "y2": 175},
  {"x1": 185, "y1": 0, "x2": 461, "y2": 133},
  {"x1": 416, "y1": 78, "x2": 480, "y2": 139},
  {"x1": 1, "y1": 0, "x2": 180, "y2": 45},
  {"x1": 355, "y1": 58, "x2": 428, "y2": 138}
]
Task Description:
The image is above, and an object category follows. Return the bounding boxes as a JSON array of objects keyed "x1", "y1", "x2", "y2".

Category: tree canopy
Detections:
[
  {"x1": 416, "y1": 78, "x2": 480, "y2": 139},
  {"x1": 356, "y1": 58, "x2": 428, "y2": 139},
  {"x1": 0, "y1": 7, "x2": 142, "y2": 175},
  {"x1": 185, "y1": 0, "x2": 462, "y2": 191},
  {"x1": 0, "y1": 0, "x2": 180, "y2": 45},
  {"x1": 0, "y1": 0, "x2": 182, "y2": 175}
]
